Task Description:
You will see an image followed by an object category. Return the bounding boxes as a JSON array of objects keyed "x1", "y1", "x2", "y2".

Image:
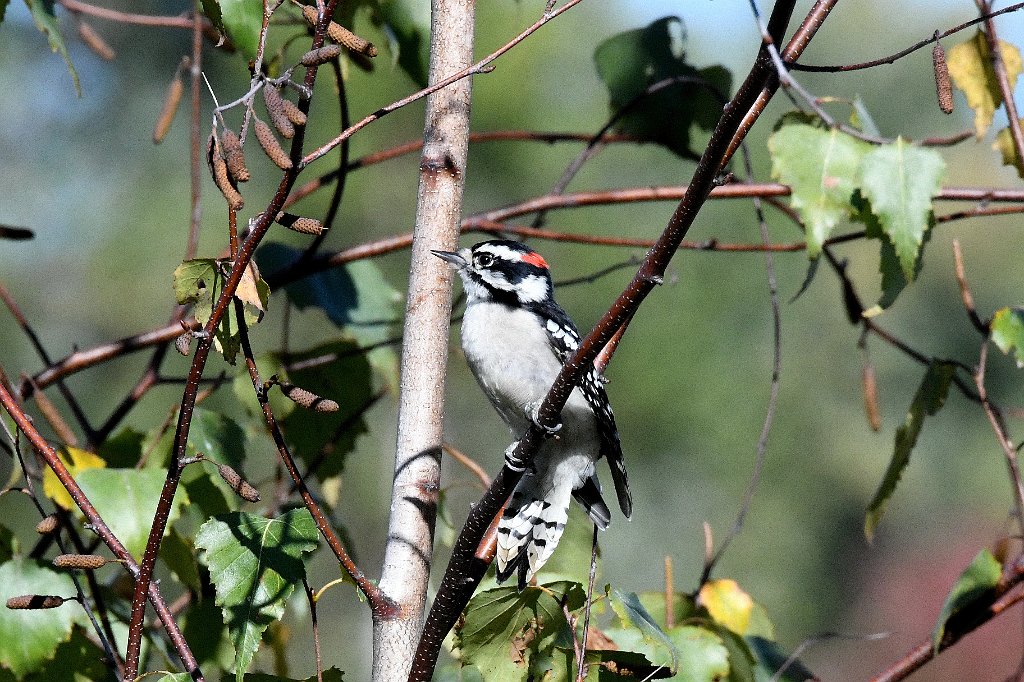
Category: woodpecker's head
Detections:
[{"x1": 432, "y1": 240, "x2": 553, "y2": 306}]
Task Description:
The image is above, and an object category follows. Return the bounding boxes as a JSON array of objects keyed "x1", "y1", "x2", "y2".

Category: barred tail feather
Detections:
[{"x1": 496, "y1": 484, "x2": 571, "y2": 591}]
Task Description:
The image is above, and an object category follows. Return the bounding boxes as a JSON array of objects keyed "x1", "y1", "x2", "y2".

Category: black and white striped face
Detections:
[{"x1": 433, "y1": 240, "x2": 553, "y2": 306}]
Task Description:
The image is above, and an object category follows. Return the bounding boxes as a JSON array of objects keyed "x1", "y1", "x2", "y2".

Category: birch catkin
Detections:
[
  {"x1": 217, "y1": 464, "x2": 261, "y2": 502},
  {"x1": 220, "y1": 128, "x2": 250, "y2": 182},
  {"x1": 301, "y1": 6, "x2": 377, "y2": 57},
  {"x1": 276, "y1": 212, "x2": 324, "y2": 235},
  {"x1": 208, "y1": 136, "x2": 245, "y2": 210},
  {"x1": 253, "y1": 118, "x2": 294, "y2": 169},
  {"x1": 933, "y1": 42, "x2": 954, "y2": 115},
  {"x1": 301, "y1": 45, "x2": 342, "y2": 66},
  {"x1": 281, "y1": 382, "x2": 339, "y2": 412},
  {"x1": 153, "y1": 72, "x2": 184, "y2": 144},
  {"x1": 7, "y1": 595, "x2": 66, "y2": 610},
  {"x1": 77, "y1": 21, "x2": 115, "y2": 60},
  {"x1": 53, "y1": 554, "x2": 109, "y2": 570},
  {"x1": 263, "y1": 86, "x2": 295, "y2": 139}
]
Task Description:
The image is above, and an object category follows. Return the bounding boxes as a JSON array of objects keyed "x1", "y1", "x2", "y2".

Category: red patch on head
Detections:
[{"x1": 521, "y1": 251, "x2": 548, "y2": 269}]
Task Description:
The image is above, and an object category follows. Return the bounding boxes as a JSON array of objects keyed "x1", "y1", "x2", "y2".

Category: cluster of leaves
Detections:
[{"x1": 438, "y1": 511, "x2": 815, "y2": 681}]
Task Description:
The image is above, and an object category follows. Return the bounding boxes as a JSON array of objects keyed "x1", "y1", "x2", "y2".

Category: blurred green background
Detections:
[{"x1": 2, "y1": 0, "x2": 1024, "y2": 679}]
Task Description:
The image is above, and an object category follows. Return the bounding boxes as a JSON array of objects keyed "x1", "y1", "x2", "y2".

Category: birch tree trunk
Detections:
[{"x1": 371, "y1": 0, "x2": 476, "y2": 678}]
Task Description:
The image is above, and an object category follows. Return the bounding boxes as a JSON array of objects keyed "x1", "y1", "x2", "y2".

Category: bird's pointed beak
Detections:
[{"x1": 431, "y1": 249, "x2": 467, "y2": 268}]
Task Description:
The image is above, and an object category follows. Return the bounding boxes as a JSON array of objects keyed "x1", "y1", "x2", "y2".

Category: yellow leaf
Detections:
[
  {"x1": 698, "y1": 578, "x2": 754, "y2": 635},
  {"x1": 946, "y1": 31, "x2": 1022, "y2": 137},
  {"x1": 993, "y1": 120, "x2": 1024, "y2": 178},
  {"x1": 42, "y1": 446, "x2": 106, "y2": 510},
  {"x1": 235, "y1": 260, "x2": 265, "y2": 314}
]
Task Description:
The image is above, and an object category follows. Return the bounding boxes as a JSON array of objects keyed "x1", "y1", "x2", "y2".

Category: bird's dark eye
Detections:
[{"x1": 476, "y1": 254, "x2": 494, "y2": 268}]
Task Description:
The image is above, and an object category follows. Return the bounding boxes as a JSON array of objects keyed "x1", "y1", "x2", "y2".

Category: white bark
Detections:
[{"x1": 372, "y1": 0, "x2": 476, "y2": 678}]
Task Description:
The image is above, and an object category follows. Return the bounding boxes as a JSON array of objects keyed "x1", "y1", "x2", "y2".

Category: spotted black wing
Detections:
[{"x1": 536, "y1": 303, "x2": 633, "y2": 518}]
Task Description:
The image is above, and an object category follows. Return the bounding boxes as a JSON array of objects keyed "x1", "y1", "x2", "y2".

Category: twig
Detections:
[
  {"x1": 870, "y1": 574, "x2": 1024, "y2": 681},
  {"x1": 977, "y1": 0, "x2": 1024, "y2": 166},
  {"x1": 0, "y1": 283, "x2": 95, "y2": 442},
  {"x1": 57, "y1": 0, "x2": 207, "y2": 29},
  {"x1": 976, "y1": 341, "x2": 1024, "y2": 534},
  {"x1": 576, "y1": 524, "x2": 599, "y2": 682},
  {"x1": 664, "y1": 556, "x2": 675, "y2": 629},
  {"x1": 301, "y1": 0, "x2": 585, "y2": 167},
  {"x1": 442, "y1": 442, "x2": 492, "y2": 488},
  {"x1": 700, "y1": 123, "x2": 782, "y2": 583},
  {"x1": 791, "y1": 2, "x2": 1024, "y2": 72},
  {"x1": 303, "y1": 577, "x2": 324, "y2": 682},
  {"x1": 237, "y1": 299, "x2": 396, "y2": 615},
  {"x1": 952, "y1": 240, "x2": 988, "y2": 334}
]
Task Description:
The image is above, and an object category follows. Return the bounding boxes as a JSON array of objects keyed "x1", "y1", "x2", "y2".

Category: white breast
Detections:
[{"x1": 460, "y1": 302, "x2": 597, "y2": 451}]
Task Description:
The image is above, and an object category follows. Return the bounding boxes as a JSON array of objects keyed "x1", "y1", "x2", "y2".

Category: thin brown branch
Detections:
[
  {"x1": 442, "y1": 442, "x2": 491, "y2": 489},
  {"x1": 301, "y1": 0, "x2": 586, "y2": 167},
  {"x1": 285, "y1": 130, "x2": 638, "y2": 208},
  {"x1": 952, "y1": 240, "x2": 988, "y2": 334},
  {"x1": 57, "y1": 0, "x2": 204, "y2": 29},
  {"x1": 976, "y1": 342, "x2": 1024, "y2": 534},
  {"x1": 0, "y1": 283, "x2": 95, "y2": 442},
  {"x1": 871, "y1": 568, "x2": 1024, "y2": 682},
  {"x1": 978, "y1": 0, "x2": 1024, "y2": 167},
  {"x1": 235, "y1": 301, "x2": 395, "y2": 616},
  {"x1": 792, "y1": 2, "x2": 1024, "y2": 73}
]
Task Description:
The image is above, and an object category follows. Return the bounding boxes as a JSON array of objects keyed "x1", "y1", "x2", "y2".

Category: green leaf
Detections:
[
  {"x1": 858, "y1": 138, "x2": 945, "y2": 280},
  {"x1": 76, "y1": 468, "x2": 190, "y2": 560},
  {"x1": 0, "y1": 558, "x2": 82, "y2": 677},
  {"x1": 852, "y1": 193, "x2": 930, "y2": 314},
  {"x1": 991, "y1": 307, "x2": 1024, "y2": 368},
  {"x1": 636, "y1": 590, "x2": 698, "y2": 630},
  {"x1": 606, "y1": 589, "x2": 678, "y2": 673},
  {"x1": 0, "y1": 0, "x2": 10, "y2": 24},
  {"x1": 746, "y1": 635, "x2": 818, "y2": 681},
  {"x1": 453, "y1": 581, "x2": 584, "y2": 680},
  {"x1": 376, "y1": 0, "x2": 429, "y2": 87},
  {"x1": 182, "y1": 464, "x2": 236, "y2": 519},
  {"x1": 195, "y1": 509, "x2": 320, "y2": 681},
  {"x1": 946, "y1": 31, "x2": 1023, "y2": 137},
  {"x1": 865, "y1": 360, "x2": 955, "y2": 541},
  {"x1": 660, "y1": 625, "x2": 729, "y2": 681},
  {"x1": 174, "y1": 258, "x2": 269, "y2": 363},
  {"x1": 768, "y1": 123, "x2": 870, "y2": 257},
  {"x1": 157, "y1": 674, "x2": 193, "y2": 682},
  {"x1": 594, "y1": 16, "x2": 732, "y2": 158},
  {"x1": 258, "y1": 244, "x2": 400, "y2": 390},
  {"x1": 932, "y1": 549, "x2": 1001, "y2": 651},
  {"x1": 218, "y1": 0, "x2": 262, "y2": 59},
  {"x1": 23, "y1": 0, "x2": 80, "y2": 96}
]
